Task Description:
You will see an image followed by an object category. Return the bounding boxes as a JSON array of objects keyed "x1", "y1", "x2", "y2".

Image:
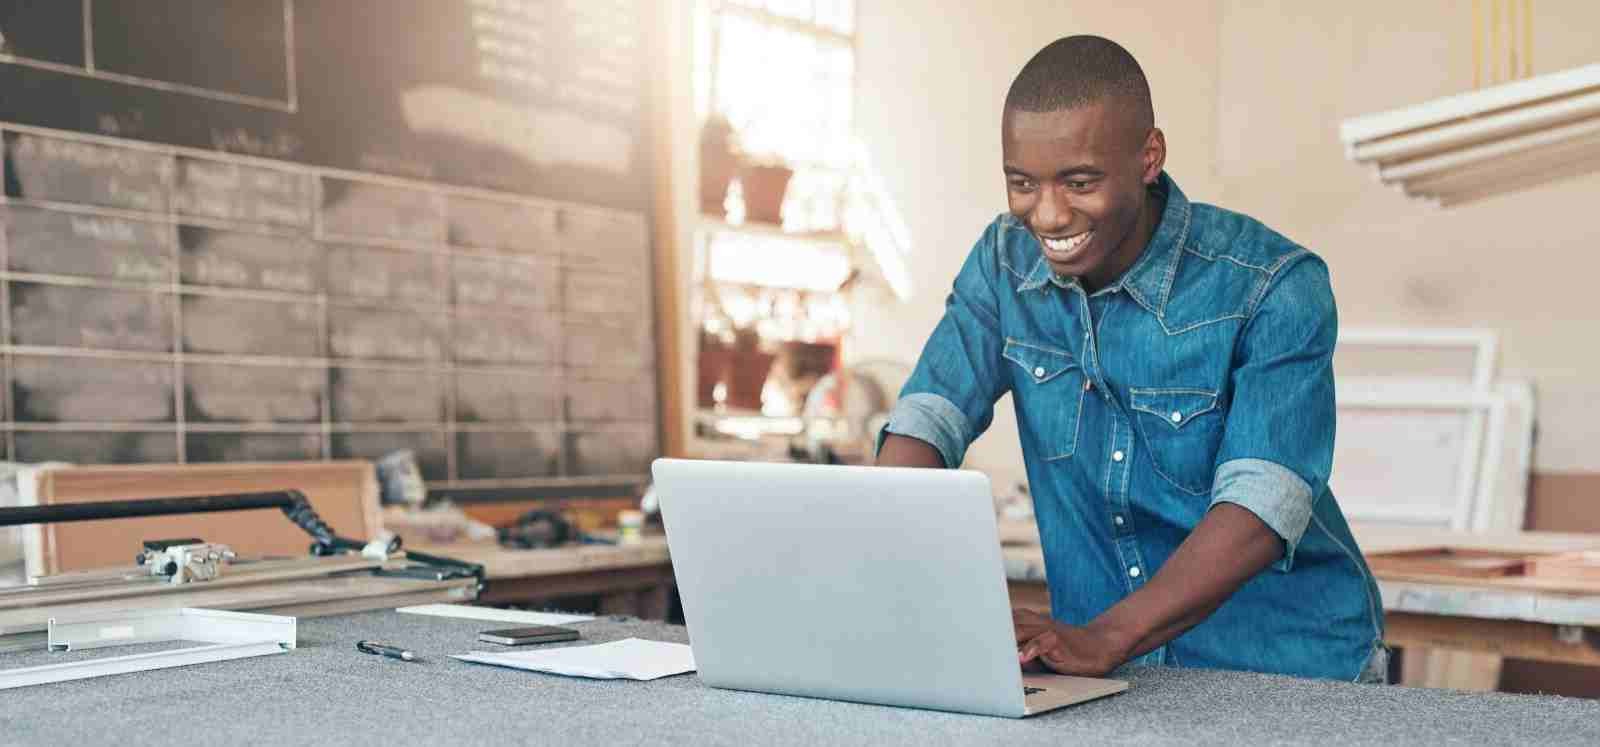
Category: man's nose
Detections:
[{"x1": 1032, "y1": 189, "x2": 1072, "y2": 234}]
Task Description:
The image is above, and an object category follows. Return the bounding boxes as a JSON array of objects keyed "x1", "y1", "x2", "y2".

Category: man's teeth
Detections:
[{"x1": 1044, "y1": 232, "x2": 1092, "y2": 253}]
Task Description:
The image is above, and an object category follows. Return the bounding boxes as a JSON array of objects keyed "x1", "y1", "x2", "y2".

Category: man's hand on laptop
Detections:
[{"x1": 1014, "y1": 609, "x2": 1130, "y2": 677}]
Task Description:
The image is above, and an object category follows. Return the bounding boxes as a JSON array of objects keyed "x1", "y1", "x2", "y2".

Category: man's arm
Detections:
[
  {"x1": 1016, "y1": 503, "x2": 1279, "y2": 673},
  {"x1": 875, "y1": 433, "x2": 946, "y2": 468},
  {"x1": 873, "y1": 220, "x2": 1014, "y2": 470}
]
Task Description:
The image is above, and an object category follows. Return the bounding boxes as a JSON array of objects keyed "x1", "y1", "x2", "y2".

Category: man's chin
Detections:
[{"x1": 1045, "y1": 258, "x2": 1089, "y2": 280}]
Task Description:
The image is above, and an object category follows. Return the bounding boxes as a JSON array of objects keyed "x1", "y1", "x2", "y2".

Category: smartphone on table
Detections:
[{"x1": 476, "y1": 625, "x2": 581, "y2": 646}]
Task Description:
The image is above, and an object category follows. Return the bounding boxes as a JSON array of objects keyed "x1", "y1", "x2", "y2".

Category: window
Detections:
[{"x1": 712, "y1": 1, "x2": 855, "y2": 170}]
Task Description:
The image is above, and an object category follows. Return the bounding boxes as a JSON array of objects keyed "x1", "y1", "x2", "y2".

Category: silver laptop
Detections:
[{"x1": 652, "y1": 458, "x2": 1128, "y2": 718}]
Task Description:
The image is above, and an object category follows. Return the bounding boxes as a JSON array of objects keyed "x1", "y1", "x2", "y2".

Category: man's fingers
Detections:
[
  {"x1": 1017, "y1": 631, "x2": 1056, "y2": 663},
  {"x1": 1040, "y1": 645, "x2": 1071, "y2": 673}
]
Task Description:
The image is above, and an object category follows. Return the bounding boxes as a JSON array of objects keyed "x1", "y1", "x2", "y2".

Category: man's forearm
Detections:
[
  {"x1": 1091, "y1": 502, "x2": 1282, "y2": 660},
  {"x1": 875, "y1": 433, "x2": 946, "y2": 468}
]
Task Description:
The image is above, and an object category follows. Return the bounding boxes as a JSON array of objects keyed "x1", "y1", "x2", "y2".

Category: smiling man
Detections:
[{"x1": 876, "y1": 36, "x2": 1386, "y2": 682}]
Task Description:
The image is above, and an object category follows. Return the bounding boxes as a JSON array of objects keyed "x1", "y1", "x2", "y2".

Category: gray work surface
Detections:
[{"x1": 3, "y1": 610, "x2": 1598, "y2": 746}]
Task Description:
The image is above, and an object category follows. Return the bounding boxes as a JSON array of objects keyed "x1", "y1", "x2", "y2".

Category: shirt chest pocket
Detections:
[
  {"x1": 1130, "y1": 388, "x2": 1224, "y2": 495},
  {"x1": 1003, "y1": 340, "x2": 1085, "y2": 461}
]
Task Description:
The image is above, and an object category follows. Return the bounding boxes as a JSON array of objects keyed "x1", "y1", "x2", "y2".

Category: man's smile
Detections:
[{"x1": 1038, "y1": 230, "x2": 1093, "y2": 263}]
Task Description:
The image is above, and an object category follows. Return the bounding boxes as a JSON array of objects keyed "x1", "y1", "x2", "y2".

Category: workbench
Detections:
[
  {"x1": 3, "y1": 609, "x2": 1596, "y2": 745},
  {"x1": 999, "y1": 521, "x2": 1600, "y2": 689},
  {"x1": 406, "y1": 537, "x2": 675, "y2": 619},
  {"x1": 1356, "y1": 524, "x2": 1600, "y2": 688}
]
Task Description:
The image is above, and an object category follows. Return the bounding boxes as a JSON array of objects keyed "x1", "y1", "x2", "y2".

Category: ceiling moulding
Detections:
[{"x1": 1340, "y1": 63, "x2": 1600, "y2": 206}]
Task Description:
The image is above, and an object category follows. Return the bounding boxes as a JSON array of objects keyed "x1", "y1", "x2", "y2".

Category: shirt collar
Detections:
[{"x1": 1013, "y1": 172, "x2": 1192, "y2": 312}]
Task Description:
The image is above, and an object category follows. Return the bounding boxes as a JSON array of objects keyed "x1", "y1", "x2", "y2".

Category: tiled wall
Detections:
[{"x1": 0, "y1": 125, "x2": 658, "y2": 491}]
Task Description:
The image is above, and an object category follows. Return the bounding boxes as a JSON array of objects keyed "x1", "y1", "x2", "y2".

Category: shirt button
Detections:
[
  {"x1": 1033, "y1": 366, "x2": 1046, "y2": 378},
  {"x1": 1114, "y1": 515, "x2": 1125, "y2": 526},
  {"x1": 1170, "y1": 411, "x2": 1183, "y2": 423},
  {"x1": 1112, "y1": 450, "x2": 1125, "y2": 462},
  {"x1": 1129, "y1": 566, "x2": 1141, "y2": 578},
  {"x1": 1084, "y1": 379, "x2": 1093, "y2": 392}
]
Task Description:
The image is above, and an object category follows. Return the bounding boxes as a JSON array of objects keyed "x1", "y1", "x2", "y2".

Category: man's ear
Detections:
[{"x1": 1141, "y1": 128, "x2": 1167, "y2": 185}]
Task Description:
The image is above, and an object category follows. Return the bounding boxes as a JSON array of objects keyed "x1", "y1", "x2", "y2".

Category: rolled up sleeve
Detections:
[
  {"x1": 1210, "y1": 257, "x2": 1337, "y2": 572},
  {"x1": 879, "y1": 393, "x2": 973, "y2": 471},
  {"x1": 875, "y1": 219, "x2": 1013, "y2": 468}
]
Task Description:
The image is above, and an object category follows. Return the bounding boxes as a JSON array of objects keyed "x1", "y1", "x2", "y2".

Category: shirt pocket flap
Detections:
[
  {"x1": 1002, "y1": 340, "x2": 1078, "y2": 384},
  {"x1": 1130, "y1": 388, "x2": 1219, "y2": 429}
]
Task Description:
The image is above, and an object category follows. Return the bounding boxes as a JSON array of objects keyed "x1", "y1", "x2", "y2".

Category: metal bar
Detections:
[
  {"x1": 0, "y1": 491, "x2": 298, "y2": 527},
  {"x1": 1350, "y1": 89, "x2": 1600, "y2": 164},
  {"x1": 0, "y1": 641, "x2": 287, "y2": 690},
  {"x1": 47, "y1": 608, "x2": 296, "y2": 651},
  {"x1": 1377, "y1": 115, "x2": 1600, "y2": 182},
  {"x1": 1339, "y1": 63, "x2": 1600, "y2": 146},
  {"x1": 0, "y1": 555, "x2": 380, "y2": 606},
  {"x1": 0, "y1": 608, "x2": 295, "y2": 690}
]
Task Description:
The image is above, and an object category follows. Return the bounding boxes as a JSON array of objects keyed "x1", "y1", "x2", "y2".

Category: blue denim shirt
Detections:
[{"x1": 883, "y1": 173, "x2": 1383, "y2": 681}]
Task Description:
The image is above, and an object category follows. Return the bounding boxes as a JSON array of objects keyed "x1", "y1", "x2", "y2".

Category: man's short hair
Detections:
[{"x1": 1005, "y1": 35, "x2": 1154, "y2": 130}]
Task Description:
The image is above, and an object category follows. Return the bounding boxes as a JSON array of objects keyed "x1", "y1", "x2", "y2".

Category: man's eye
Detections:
[
  {"x1": 1009, "y1": 180, "x2": 1035, "y2": 191},
  {"x1": 1067, "y1": 180, "x2": 1091, "y2": 190}
]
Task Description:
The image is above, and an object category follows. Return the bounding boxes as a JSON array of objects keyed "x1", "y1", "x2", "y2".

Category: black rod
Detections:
[
  {"x1": 0, "y1": 490, "x2": 480, "y2": 583},
  {"x1": 0, "y1": 491, "x2": 299, "y2": 527}
]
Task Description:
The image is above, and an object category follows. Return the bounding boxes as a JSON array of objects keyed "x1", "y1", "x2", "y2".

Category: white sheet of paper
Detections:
[
  {"x1": 450, "y1": 638, "x2": 696, "y2": 681},
  {"x1": 396, "y1": 604, "x2": 594, "y2": 626}
]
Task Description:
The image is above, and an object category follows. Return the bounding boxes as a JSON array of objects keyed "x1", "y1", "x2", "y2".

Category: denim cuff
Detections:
[
  {"x1": 1210, "y1": 458, "x2": 1314, "y2": 572},
  {"x1": 874, "y1": 393, "x2": 972, "y2": 469}
]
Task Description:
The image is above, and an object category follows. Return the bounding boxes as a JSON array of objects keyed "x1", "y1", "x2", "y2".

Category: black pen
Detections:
[{"x1": 356, "y1": 640, "x2": 416, "y2": 662}]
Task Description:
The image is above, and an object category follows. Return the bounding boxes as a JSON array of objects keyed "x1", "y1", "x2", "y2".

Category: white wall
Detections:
[
  {"x1": 848, "y1": 0, "x2": 1600, "y2": 479},
  {"x1": 1214, "y1": 0, "x2": 1600, "y2": 473}
]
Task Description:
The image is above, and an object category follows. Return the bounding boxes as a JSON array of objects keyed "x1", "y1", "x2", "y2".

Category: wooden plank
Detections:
[
  {"x1": 1527, "y1": 551, "x2": 1600, "y2": 583},
  {"x1": 1386, "y1": 612, "x2": 1600, "y2": 667},
  {"x1": 1352, "y1": 523, "x2": 1600, "y2": 556},
  {"x1": 1368, "y1": 547, "x2": 1529, "y2": 578},
  {"x1": 646, "y1": 0, "x2": 686, "y2": 459},
  {"x1": 1374, "y1": 566, "x2": 1600, "y2": 596},
  {"x1": 34, "y1": 461, "x2": 378, "y2": 575},
  {"x1": 1355, "y1": 524, "x2": 1600, "y2": 595},
  {"x1": 406, "y1": 537, "x2": 670, "y2": 579}
]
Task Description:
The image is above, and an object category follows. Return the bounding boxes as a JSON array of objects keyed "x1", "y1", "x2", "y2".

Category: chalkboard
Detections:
[
  {"x1": 0, "y1": 0, "x2": 649, "y2": 208},
  {"x1": 0, "y1": 0, "x2": 660, "y2": 495}
]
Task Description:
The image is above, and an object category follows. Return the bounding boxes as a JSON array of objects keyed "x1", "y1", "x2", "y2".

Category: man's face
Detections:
[{"x1": 1002, "y1": 100, "x2": 1164, "y2": 288}]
